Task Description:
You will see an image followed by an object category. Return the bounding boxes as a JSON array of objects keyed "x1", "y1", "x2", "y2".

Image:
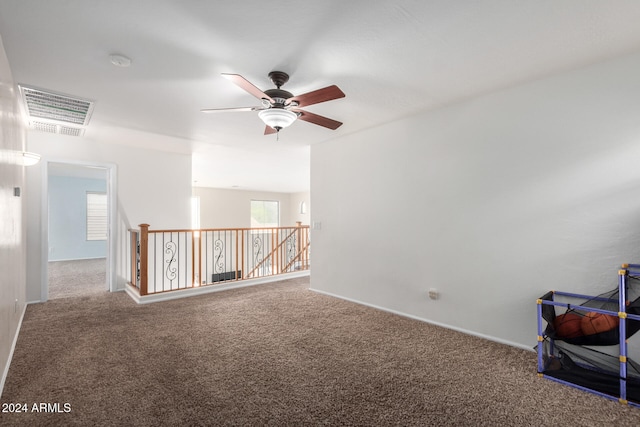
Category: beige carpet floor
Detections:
[
  {"x1": 2, "y1": 277, "x2": 640, "y2": 426},
  {"x1": 48, "y1": 258, "x2": 107, "y2": 299}
]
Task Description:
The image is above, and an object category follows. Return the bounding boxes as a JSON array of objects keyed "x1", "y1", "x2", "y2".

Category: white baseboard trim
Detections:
[
  {"x1": 0, "y1": 302, "x2": 28, "y2": 399},
  {"x1": 309, "y1": 287, "x2": 533, "y2": 353},
  {"x1": 126, "y1": 270, "x2": 311, "y2": 304},
  {"x1": 48, "y1": 256, "x2": 107, "y2": 262}
]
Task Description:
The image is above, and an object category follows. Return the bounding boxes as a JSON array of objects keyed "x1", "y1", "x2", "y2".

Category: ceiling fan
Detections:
[{"x1": 201, "y1": 71, "x2": 345, "y2": 135}]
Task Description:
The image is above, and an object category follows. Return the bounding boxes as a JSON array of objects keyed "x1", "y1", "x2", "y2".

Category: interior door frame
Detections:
[{"x1": 41, "y1": 159, "x2": 117, "y2": 301}]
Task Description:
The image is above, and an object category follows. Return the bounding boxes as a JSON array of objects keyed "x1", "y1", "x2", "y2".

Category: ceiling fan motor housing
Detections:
[
  {"x1": 266, "y1": 71, "x2": 295, "y2": 106},
  {"x1": 264, "y1": 88, "x2": 294, "y2": 106},
  {"x1": 268, "y1": 71, "x2": 290, "y2": 88}
]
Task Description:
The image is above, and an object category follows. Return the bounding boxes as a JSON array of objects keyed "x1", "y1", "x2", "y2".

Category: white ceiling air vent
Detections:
[
  {"x1": 31, "y1": 120, "x2": 85, "y2": 137},
  {"x1": 19, "y1": 85, "x2": 93, "y2": 136}
]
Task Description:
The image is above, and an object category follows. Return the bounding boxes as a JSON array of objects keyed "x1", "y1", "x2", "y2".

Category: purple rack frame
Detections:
[{"x1": 536, "y1": 264, "x2": 640, "y2": 407}]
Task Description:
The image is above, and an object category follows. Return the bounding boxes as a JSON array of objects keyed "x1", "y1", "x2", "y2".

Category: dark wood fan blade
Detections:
[
  {"x1": 294, "y1": 109, "x2": 343, "y2": 130},
  {"x1": 288, "y1": 85, "x2": 345, "y2": 108},
  {"x1": 222, "y1": 73, "x2": 274, "y2": 102},
  {"x1": 200, "y1": 106, "x2": 262, "y2": 113},
  {"x1": 264, "y1": 125, "x2": 277, "y2": 135}
]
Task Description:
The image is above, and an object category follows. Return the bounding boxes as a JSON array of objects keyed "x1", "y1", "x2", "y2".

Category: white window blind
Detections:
[{"x1": 87, "y1": 192, "x2": 107, "y2": 241}]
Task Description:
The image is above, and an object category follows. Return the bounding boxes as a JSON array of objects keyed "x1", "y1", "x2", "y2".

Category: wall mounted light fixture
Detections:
[{"x1": 20, "y1": 151, "x2": 41, "y2": 166}]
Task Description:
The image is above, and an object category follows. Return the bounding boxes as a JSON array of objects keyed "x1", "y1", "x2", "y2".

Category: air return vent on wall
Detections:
[{"x1": 19, "y1": 85, "x2": 94, "y2": 135}]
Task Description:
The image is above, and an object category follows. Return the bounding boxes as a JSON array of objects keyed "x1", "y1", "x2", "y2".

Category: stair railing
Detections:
[{"x1": 128, "y1": 223, "x2": 310, "y2": 296}]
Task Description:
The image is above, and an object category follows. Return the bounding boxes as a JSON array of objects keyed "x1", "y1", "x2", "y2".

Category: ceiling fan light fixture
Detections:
[{"x1": 258, "y1": 108, "x2": 297, "y2": 131}]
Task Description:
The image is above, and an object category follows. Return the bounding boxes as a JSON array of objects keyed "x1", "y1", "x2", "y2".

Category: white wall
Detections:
[
  {"x1": 26, "y1": 132, "x2": 192, "y2": 301},
  {"x1": 48, "y1": 176, "x2": 107, "y2": 261},
  {"x1": 0, "y1": 35, "x2": 27, "y2": 397},
  {"x1": 289, "y1": 191, "x2": 311, "y2": 226},
  {"x1": 311, "y1": 51, "x2": 640, "y2": 350},
  {"x1": 195, "y1": 187, "x2": 310, "y2": 229}
]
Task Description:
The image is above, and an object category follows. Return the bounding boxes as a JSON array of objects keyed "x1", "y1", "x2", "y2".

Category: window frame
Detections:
[
  {"x1": 86, "y1": 191, "x2": 108, "y2": 241},
  {"x1": 250, "y1": 199, "x2": 280, "y2": 229}
]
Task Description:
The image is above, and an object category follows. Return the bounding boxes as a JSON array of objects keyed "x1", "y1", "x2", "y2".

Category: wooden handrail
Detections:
[{"x1": 146, "y1": 226, "x2": 309, "y2": 233}]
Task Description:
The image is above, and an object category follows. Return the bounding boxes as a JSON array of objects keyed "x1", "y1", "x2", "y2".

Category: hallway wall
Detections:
[{"x1": 0, "y1": 34, "x2": 27, "y2": 397}]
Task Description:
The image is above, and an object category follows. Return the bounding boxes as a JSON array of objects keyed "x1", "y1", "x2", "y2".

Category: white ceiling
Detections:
[{"x1": 3, "y1": 1, "x2": 640, "y2": 193}]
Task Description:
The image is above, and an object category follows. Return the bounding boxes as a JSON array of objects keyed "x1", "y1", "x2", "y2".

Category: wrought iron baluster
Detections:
[
  {"x1": 287, "y1": 234, "x2": 296, "y2": 271},
  {"x1": 136, "y1": 237, "x2": 141, "y2": 285},
  {"x1": 165, "y1": 235, "x2": 178, "y2": 284},
  {"x1": 253, "y1": 234, "x2": 264, "y2": 276},
  {"x1": 214, "y1": 237, "x2": 224, "y2": 273}
]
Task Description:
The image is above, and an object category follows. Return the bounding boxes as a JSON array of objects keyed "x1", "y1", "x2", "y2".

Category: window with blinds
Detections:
[{"x1": 87, "y1": 192, "x2": 107, "y2": 241}]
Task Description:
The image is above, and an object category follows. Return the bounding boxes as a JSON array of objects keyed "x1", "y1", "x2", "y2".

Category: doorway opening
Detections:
[{"x1": 45, "y1": 161, "x2": 115, "y2": 300}]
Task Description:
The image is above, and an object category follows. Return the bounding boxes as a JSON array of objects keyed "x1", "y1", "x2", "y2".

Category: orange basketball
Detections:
[
  {"x1": 580, "y1": 312, "x2": 619, "y2": 335},
  {"x1": 553, "y1": 313, "x2": 584, "y2": 338}
]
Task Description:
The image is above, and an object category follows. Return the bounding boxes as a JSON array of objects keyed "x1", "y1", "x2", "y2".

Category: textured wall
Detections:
[{"x1": 311, "y1": 51, "x2": 640, "y2": 349}]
